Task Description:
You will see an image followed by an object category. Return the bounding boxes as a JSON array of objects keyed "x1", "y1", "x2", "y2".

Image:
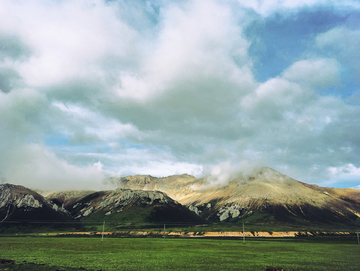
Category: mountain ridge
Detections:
[
  {"x1": 0, "y1": 183, "x2": 71, "y2": 225},
  {"x1": 2, "y1": 167, "x2": 360, "y2": 227},
  {"x1": 107, "y1": 167, "x2": 360, "y2": 225}
]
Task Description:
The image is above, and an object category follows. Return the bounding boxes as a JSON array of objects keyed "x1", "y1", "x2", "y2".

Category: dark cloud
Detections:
[
  {"x1": 0, "y1": 68, "x2": 21, "y2": 93},
  {"x1": 0, "y1": 33, "x2": 31, "y2": 61}
]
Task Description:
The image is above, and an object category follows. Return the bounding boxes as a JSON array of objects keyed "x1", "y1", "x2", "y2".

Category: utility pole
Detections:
[
  {"x1": 163, "y1": 223, "x2": 166, "y2": 244},
  {"x1": 357, "y1": 231, "x2": 359, "y2": 248},
  {"x1": 101, "y1": 221, "x2": 105, "y2": 242},
  {"x1": 243, "y1": 223, "x2": 245, "y2": 244}
]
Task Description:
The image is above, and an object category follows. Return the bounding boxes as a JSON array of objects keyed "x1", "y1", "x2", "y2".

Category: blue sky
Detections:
[{"x1": 0, "y1": 0, "x2": 360, "y2": 190}]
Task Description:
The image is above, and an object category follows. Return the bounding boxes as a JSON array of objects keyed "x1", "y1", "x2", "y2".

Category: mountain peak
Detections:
[
  {"x1": 105, "y1": 169, "x2": 360, "y2": 225},
  {"x1": 0, "y1": 183, "x2": 71, "y2": 223}
]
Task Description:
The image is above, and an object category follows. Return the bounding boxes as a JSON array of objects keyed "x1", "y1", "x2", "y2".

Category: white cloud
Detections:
[
  {"x1": 115, "y1": 0, "x2": 254, "y2": 101},
  {"x1": 328, "y1": 164, "x2": 360, "y2": 184},
  {"x1": 240, "y1": 77, "x2": 313, "y2": 123},
  {"x1": 236, "y1": 0, "x2": 360, "y2": 16},
  {"x1": 240, "y1": 58, "x2": 342, "y2": 124},
  {"x1": 192, "y1": 160, "x2": 266, "y2": 189},
  {"x1": 0, "y1": 0, "x2": 140, "y2": 87},
  {"x1": 2, "y1": 144, "x2": 105, "y2": 191},
  {"x1": 282, "y1": 58, "x2": 340, "y2": 89},
  {"x1": 52, "y1": 102, "x2": 142, "y2": 143},
  {"x1": 316, "y1": 27, "x2": 360, "y2": 82},
  {"x1": 86, "y1": 148, "x2": 204, "y2": 179}
]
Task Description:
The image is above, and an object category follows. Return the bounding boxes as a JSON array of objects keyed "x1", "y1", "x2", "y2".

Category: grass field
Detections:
[{"x1": 0, "y1": 236, "x2": 359, "y2": 270}]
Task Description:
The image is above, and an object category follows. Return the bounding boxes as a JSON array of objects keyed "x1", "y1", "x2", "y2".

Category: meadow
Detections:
[{"x1": 0, "y1": 236, "x2": 359, "y2": 271}]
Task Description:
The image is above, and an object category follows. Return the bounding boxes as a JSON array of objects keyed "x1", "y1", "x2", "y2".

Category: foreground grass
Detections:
[{"x1": 0, "y1": 237, "x2": 359, "y2": 270}]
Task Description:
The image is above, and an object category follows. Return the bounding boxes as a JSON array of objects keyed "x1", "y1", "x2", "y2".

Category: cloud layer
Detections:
[{"x1": 0, "y1": 0, "x2": 359, "y2": 190}]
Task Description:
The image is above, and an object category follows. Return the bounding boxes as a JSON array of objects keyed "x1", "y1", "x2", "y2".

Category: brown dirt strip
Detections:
[{"x1": 37, "y1": 231, "x2": 352, "y2": 237}]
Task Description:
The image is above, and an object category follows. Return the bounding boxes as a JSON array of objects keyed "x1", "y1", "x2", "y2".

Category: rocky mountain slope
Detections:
[
  {"x1": 108, "y1": 167, "x2": 360, "y2": 225},
  {"x1": 0, "y1": 183, "x2": 71, "y2": 224},
  {"x1": 46, "y1": 190, "x2": 95, "y2": 208},
  {"x1": 48, "y1": 188, "x2": 204, "y2": 224}
]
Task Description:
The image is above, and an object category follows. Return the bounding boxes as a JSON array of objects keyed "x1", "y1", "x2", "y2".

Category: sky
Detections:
[{"x1": 0, "y1": 0, "x2": 360, "y2": 191}]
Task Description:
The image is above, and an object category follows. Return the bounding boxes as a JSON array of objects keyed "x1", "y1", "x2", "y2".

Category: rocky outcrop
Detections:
[
  {"x1": 16, "y1": 194, "x2": 42, "y2": 208},
  {"x1": 218, "y1": 204, "x2": 241, "y2": 221},
  {"x1": 189, "y1": 205, "x2": 201, "y2": 215},
  {"x1": 0, "y1": 183, "x2": 71, "y2": 223}
]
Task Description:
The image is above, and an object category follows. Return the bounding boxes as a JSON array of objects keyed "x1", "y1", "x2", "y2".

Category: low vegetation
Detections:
[{"x1": 0, "y1": 236, "x2": 359, "y2": 271}]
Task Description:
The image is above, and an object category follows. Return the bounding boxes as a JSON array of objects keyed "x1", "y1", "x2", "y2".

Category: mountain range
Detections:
[{"x1": 1, "y1": 167, "x2": 360, "y2": 230}]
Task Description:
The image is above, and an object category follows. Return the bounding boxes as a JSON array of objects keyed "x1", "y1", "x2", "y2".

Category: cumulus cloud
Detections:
[
  {"x1": 316, "y1": 26, "x2": 360, "y2": 88},
  {"x1": 0, "y1": 0, "x2": 140, "y2": 88},
  {"x1": 115, "y1": 0, "x2": 254, "y2": 101},
  {"x1": 282, "y1": 58, "x2": 340, "y2": 88},
  {"x1": 0, "y1": 0, "x2": 360, "y2": 190}
]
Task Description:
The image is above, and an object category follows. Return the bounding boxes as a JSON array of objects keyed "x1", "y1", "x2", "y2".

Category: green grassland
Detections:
[{"x1": 0, "y1": 236, "x2": 360, "y2": 271}]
